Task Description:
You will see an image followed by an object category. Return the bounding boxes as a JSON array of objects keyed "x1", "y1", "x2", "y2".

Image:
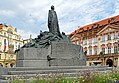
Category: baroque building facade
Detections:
[
  {"x1": 69, "y1": 15, "x2": 119, "y2": 67},
  {"x1": 0, "y1": 24, "x2": 23, "y2": 68}
]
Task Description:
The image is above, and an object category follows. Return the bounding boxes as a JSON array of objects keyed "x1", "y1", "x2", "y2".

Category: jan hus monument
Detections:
[
  {"x1": 48, "y1": 5, "x2": 62, "y2": 38},
  {"x1": 16, "y1": 5, "x2": 86, "y2": 67}
]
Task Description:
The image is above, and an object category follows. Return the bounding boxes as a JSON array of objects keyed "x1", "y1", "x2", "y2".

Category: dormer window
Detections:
[{"x1": 7, "y1": 29, "x2": 13, "y2": 34}]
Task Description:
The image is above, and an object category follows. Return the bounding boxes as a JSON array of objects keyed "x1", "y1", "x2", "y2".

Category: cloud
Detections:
[
  {"x1": 0, "y1": 0, "x2": 118, "y2": 39},
  {"x1": 17, "y1": 29, "x2": 38, "y2": 39},
  {"x1": 59, "y1": 0, "x2": 119, "y2": 34},
  {"x1": 113, "y1": 0, "x2": 119, "y2": 16},
  {"x1": 0, "y1": 10, "x2": 16, "y2": 17}
]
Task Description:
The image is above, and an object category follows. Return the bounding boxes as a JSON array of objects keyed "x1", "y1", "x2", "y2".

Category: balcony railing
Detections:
[
  {"x1": 8, "y1": 44, "x2": 14, "y2": 48},
  {"x1": 86, "y1": 53, "x2": 119, "y2": 57}
]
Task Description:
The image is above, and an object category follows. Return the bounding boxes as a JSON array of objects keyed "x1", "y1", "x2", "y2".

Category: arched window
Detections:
[
  {"x1": 0, "y1": 63, "x2": 3, "y2": 67},
  {"x1": 10, "y1": 64, "x2": 13, "y2": 68}
]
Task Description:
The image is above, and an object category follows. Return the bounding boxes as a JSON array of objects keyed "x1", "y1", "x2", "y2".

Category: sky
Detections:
[{"x1": 0, "y1": 0, "x2": 119, "y2": 39}]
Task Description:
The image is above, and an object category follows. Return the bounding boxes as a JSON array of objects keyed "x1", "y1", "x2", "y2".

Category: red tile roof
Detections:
[
  {"x1": 69, "y1": 15, "x2": 119, "y2": 36},
  {"x1": 0, "y1": 24, "x2": 3, "y2": 29}
]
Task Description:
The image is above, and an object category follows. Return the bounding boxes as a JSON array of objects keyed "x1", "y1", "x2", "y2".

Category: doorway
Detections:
[{"x1": 106, "y1": 59, "x2": 113, "y2": 67}]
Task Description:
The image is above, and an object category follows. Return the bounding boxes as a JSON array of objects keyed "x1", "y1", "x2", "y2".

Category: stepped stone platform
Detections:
[
  {"x1": 0, "y1": 66, "x2": 113, "y2": 83},
  {"x1": 16, "y1": 42, "x2": 86, "y2": 67}
]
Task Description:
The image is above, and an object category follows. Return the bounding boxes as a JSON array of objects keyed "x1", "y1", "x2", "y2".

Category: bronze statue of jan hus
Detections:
[
  {"x1": 20, "y1": 5, "x2": 71, "y2": 49},
  {"x1": 48, "y1": 5, "x2": 62, "y2": 38}
]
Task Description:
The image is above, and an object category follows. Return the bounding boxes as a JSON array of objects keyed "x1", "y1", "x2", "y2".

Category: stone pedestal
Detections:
[{"x1": 16, "y1": 42, "x2": 86, "y2": 67}]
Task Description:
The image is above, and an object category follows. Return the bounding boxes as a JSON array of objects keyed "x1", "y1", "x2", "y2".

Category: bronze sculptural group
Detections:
[
  {"x1": 15, "y1": 5, "x2": 86, "y2": 68},
  {"x1": 23, "y1": 5, "x2": 71, "y2": 48}
]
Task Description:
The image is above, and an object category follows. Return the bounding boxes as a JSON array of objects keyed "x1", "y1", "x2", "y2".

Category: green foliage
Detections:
[
  {"x1": 12, "y1": 79, "x2": 26, "y2": 83},
  {"x1": 11, "y1": 70, "x2": 119, "y2": 83}
]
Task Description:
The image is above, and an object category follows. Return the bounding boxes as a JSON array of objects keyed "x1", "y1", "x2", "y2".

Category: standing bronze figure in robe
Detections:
[{"x1": 48, "y1": 5, "x2": 62, "y2": 38}]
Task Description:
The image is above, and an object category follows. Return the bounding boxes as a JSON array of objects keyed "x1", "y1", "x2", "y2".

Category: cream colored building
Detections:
[
  {"x1": 0, "y1": 24, "x2": 23, "y2": 68},
  {"x1": 69, "y1": 15, "x2": 119, "y2": 67}
]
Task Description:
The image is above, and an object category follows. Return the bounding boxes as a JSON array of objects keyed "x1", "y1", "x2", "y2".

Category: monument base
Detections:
[{"x1": 16, "y1": 42, "x2": 86, "y2": 67}]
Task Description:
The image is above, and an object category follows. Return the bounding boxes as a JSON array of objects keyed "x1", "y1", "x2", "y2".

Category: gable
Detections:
[
  {"x1": 103, "y1": 27, "x2": 116, "y2": 33},
  {"x1": 97, "y1": 25, "x2": 119, "y2": 35}
]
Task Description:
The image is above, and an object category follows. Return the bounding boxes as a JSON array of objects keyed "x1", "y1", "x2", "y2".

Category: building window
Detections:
[
  {"x1": 19, "y1": 37, "x2": 20, "y2": 40},
  {"x1": 0, "y1": 63, "x2": 3, "y2": 67},
  {"x1": 94, "y1": 49, "x2": 97, "y2": 55},
  {"x1": 76, "y1": 41, "x2": 79, "y2": 45},
  {"x1": 8, "y1": 34, "x2": 12, "y2": 38},
  {"x1": 0, "y1": 42, "x2": 2, "y2": 51},
  {"x1": 15, "y1": 42, "x2": 17, "y2": 50},
  {"x1": 10, "y1": 64, "x2": 13, "y2": 68},
  {"x1": 9, "y1": 40, "x2": 13, "y2": 45},
  {"x1": 4, "y1": 54, "x2": 6, "y2": 59},
  {"x1": 89, "y1": 39, "x2": 92, "y2": 44},
  {"x1": 4, "y1": 32, "x2": 6, "y2": 36},
  {"x1": 83, "y1": 40, "x2": 87, "y2": 45},
  {"x1": 114, "y1": 46, "x2": 118, "y2": 53},
  {"x1": 0, "y1": 54, "x2": 1, "y2": 59},
  {"x1": 18, "y1": 43, "x2": 20, "y2": 49},
  {"x1": 10, "y1": 55, "x2": 13, "y2": 60},
  {"x1": 102, "y1": 48, "x2": 105, "y2": 54},
  {"x1": 108, "y1": 47, "x2": 111, "y2": 54},
  {"x1": 15, "y1": 36, "x2": 17, "y2": 39},
  {"x1": 107, "y1": 34, "x2": 111, "y2": 40},
  {"x1": 94, "y1": 38, "x2": 98, "y2": 43},
  {"x1": 8, "y1": 29, "x2": 13, "y2": 34},
  {"x1": 18, "y1": 36, "x2": 21, "y2": 40},
  {"x1": 89, "y1": 49, "x2": 92, "y2": 55},
  {"x1": 101, "y1": 36, "x2": 105, "y2": 42},
  {"x1": 114, "y1": 33, "x2": 118, "y2": 39}
]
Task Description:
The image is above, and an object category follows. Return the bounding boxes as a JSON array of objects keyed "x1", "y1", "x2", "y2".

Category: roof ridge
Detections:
[{"x1": 69, "y1": 15, "x2": 119, "y2": 36}]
